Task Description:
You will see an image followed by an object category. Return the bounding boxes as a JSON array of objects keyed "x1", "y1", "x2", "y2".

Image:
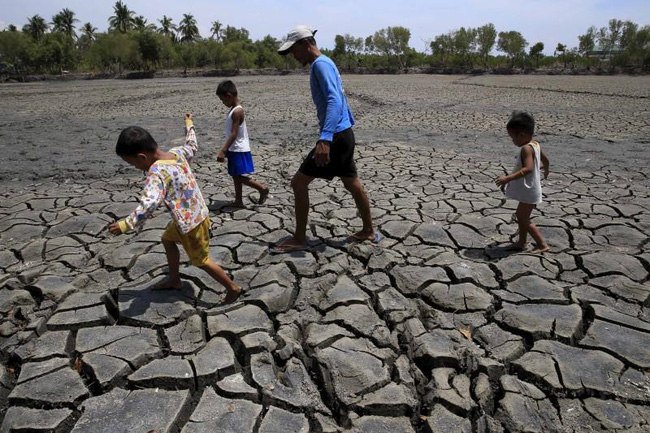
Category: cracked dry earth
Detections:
[{"x1": 0, "y1": 75, "x2": 649, "y2": 433}]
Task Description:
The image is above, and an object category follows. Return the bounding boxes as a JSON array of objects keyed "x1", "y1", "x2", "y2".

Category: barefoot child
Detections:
[
  {"x1": 216, "y1": 80, "x2": 269, "y2": 208},
  {"x1": 495, "y1": 111, "x2": 550, "y2": 254},
  {"x1": 108, "y1": 114, "x2": 242, "y2": 304}
]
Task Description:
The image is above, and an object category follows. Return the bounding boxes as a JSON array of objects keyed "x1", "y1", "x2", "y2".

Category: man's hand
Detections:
[
  {"x1": 313, "y1": 140, "x2": 330, "y2": 167},
  {"x1": 185, "y1": 113, "x2": 193, "y2": 128},
  {"x1": 108, "y1": 222, "x2": 122, "y2": 235},
  {"x1": 217, "y1": 149, "x2": 226, "y2": 163},
  {"x1": 543, "y1": 166, "x2": 550, "y2": 180}
]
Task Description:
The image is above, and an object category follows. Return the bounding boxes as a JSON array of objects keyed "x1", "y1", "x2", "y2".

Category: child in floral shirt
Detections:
[{"x1": 108, "y1": 114, "x2": 241, "y2": 304}]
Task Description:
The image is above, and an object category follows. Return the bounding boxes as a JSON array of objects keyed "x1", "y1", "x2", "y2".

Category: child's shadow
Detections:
[
  {"x1": 119, "y1": 277, "x2": 197, "y2": 326},
  {"x1": 208, "y1": 201, "x2": 245, "y2": 213},
  {"x1": 484, "y1": 244, "x2": 526, "y2": 260}
]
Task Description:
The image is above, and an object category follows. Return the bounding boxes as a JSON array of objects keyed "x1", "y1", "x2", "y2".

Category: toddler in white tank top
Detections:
[{"x1": 495, "y1": 111, "x2": 551, "y2": 254}]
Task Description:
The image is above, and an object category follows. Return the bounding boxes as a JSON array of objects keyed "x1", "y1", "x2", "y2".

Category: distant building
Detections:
[{"x1": 586, "y1": 45, "x2": 624, "y2": 60}]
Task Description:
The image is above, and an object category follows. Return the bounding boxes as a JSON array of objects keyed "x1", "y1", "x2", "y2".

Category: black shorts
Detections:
[{"x1": 299, "y1": 128, "x2": 357, "y2": 180}]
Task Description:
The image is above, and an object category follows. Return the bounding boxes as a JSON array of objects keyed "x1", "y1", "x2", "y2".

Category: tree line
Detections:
[{"x1": 0, "y1": 1, "x2": 648, "y2": 76}]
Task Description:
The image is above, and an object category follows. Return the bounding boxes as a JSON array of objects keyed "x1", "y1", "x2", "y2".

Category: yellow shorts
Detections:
[{"x1": 161, "y1": 218, "x2": 211, "y2": 267}]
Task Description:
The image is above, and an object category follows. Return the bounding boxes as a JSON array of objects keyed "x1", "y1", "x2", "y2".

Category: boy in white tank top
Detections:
[
  {"x1": 216, "y1": 80, "x2": 269, "y2": 209},
  {"x1": 495, "y1": 111, "x2": 551, "y2": 254}
]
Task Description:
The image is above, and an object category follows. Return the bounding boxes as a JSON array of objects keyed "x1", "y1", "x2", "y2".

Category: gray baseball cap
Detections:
[{"x1": 278, "y1": 25, "x2": 317, "y2": 55}]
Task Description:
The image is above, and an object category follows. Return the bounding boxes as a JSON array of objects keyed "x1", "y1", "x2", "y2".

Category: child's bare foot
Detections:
[
  {"x1": 257, "y1": 188, "x2": 270, "y2": 205},
  {"x1": 504, "y1": 243, "x2": 527, "y2": 252},
  {"x1": 150, "y1": 277, "x2": 183, "y2": 290},
  {"x1": 530, "y1": 244, "x2": 550, "y2": 254},
  {"x1": 221, "y1": 286, "x2": 242, "y2": 304}
]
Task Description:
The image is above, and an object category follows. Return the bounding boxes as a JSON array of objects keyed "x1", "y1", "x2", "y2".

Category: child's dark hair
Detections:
[
  {"x1": 115, "y1": 126, "x2": 158, "y2": 156},
  {"x1": 507, "y1": 111, "x2": 535, "y2": 135},
  {"x1": 216, "y1": 80, "x2": 238, "y2": 96}
]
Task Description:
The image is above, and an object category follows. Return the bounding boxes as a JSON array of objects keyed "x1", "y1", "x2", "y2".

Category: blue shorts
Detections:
[{"x1": 227, "y1": 151, "x2": 255, "y2": 176}]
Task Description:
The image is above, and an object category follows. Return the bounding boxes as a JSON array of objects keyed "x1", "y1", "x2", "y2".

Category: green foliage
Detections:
[
  {"x1": 6, "y1": 6, "x2": 649, "y2": 74},
  {"x1": 178, "y1": 14, "x2": 200, "y2": 43},
  {"x1": 370, "y1": 26, "x2": 411, "y2": 68},
  {"x1": 498, "y1": 31, "x2": 528, "y2": 67},
  {"x1": 529, "y1": 42, "x2": 544, "y2": 67},
  {"x1": 253, "y1": 35, "x2": 283, "y2": 69},
  {"x1": 108, "y1": 1, "x2": 134, "y2": 33},
  {"x1": 88, "y1": 32, "x2": 139, "y2": 72},
  {"x1": 23, "y1": 15, "x2": 49, "y2": 42},
  {"x1": 0, "y1": 30, "x2": 32, "y2": 72},
  {"x1": 476, "y1": 24, "x2": 497, "y2": 67}
]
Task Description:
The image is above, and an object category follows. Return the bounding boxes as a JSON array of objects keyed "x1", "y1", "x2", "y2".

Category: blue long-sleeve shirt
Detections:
[{"x1": 310, "y1": 55, "x2": 355, "y2": 141}]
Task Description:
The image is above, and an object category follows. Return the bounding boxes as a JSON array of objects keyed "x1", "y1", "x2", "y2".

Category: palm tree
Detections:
[
  {"x1": 178, "y1": 13, "x2": 200, "y2": 42},
  {"x1": 7, "y1": 24, "x2": 18, "y2": 32},
  {"x1": 158, "y1": 15, "x2": 177, "y2": 39},
  {"x1": 81, "y1": 22, "x2": 97, "y2": 40},
  {"x1": 134, "y1": 15, "x2": 156, "y2": 32},
  {"x1": 108, "y1": 0, "x2": 134, "y2": 33},
  {"x1": 52, "y1": 8, "x2": 78, "y2": 39},
  {"x1": 210, "y1": 20, "x2": 222, "y2": 41},
  {"x1": 23, "y1": 14, "x2": 49, "y2": 42}
]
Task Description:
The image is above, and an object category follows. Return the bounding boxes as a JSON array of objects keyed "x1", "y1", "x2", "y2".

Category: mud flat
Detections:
[{"x1": 0, "y1": 75, "x2": 649, "y2": 432}]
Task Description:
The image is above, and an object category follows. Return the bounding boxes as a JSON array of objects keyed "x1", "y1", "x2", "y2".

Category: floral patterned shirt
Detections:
[{"x1": 117, "y1": 121, "x2": 209, "y2": 234}]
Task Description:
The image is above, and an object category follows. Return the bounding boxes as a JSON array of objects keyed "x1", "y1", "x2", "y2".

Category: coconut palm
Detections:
[
  {"x1": 158, "y1": 15, "x2": 177, "y2": 38},
  {"x1": 23, "y1": 14, "x2": 49, "y2": 42},
  {"x1": 210, "y1": 20, "x2": 222, "y2": 41},
  {"x1": 52, "y1": 8, "x2": 78, "y2": 39},
  {"x1": 178, "y1": 13, "x2": 200, "y2": 42},
  {"x1": 134, "y1": 15, "x2": 156, "y2": 32},
  {"x1": 108, "y1": 1, "x2": 134, "y2": 33},
  {"x1": 81, "y1": 22, "x2": 97, "y2": 40}
]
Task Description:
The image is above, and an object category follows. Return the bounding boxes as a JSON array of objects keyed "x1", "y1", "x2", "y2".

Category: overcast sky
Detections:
[{"x1": 1, "y1": 0, "x2": 648, "y2": 54}]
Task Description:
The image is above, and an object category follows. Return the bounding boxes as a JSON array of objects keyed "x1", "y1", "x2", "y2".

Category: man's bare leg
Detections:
[
  {"x1": 341, "y1": 176, "x2": 375, "y2": 241},
  {"x1": 273, "y1": 172, "x2": 314, "y2": 251}
]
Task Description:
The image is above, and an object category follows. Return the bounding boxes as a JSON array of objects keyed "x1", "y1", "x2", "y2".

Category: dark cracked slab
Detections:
[
  {"x1": 207, "y1": 304, "x2": 274, "y2": 337},
  {"x1": 421, "y1": 282, "x2": 494, "y2": 312},
  {"x1": 315, "y1": 337, "x2": 394, "y2": 407},
  {"x1": 181, "y1": 386, "x2": 262, "y2": 433},
  {"x1": 128, "y1": 356, "x2": 194, "y2": 388},
  {"x1": 494, "y1": 303, "x2": 583, "y2": 341},
  {"x1": 118, "y1": 278, "x2": 198, "y2": 327},
  {"x1": 580, "y1": 319, "x2": 650, "y2": 369},
  {"x1": 251, "y1": 353, "x2": 328, "y2": 412},
  {"x1": 259, "y1": 406, "x2": 309, "y2": 433},
  {"x1": 1, "y1": 406, "x2": 74, "y2": 432},
  {"x1": 390, "y1": 264, "x2": 450, "y2": 295},
  {"x1": 496, "y1": 375, "x2": 561, "y2": 433},
  {"x1": 9, "y1": 363, "x2": 88, "y2": 407},
  {"x1": 513, "y1": 340, "x2": 650, "y2": 402},
  {"x1": 71, "y1": 388, "x2": 190, "y2": 433},
  {"x1": 76, "y1": 325, "x2": 162, "y2": 369},
  {"x1": 581, "y1": 252, "x2": 647, "y2": 281}
]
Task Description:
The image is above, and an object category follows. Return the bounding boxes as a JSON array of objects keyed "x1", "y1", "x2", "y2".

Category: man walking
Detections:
[{"x1": 271, "y1": 25, "x2": 378, "y2": 253}]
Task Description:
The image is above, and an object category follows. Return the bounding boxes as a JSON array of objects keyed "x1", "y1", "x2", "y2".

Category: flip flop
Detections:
[
  {"x1": 269, "y1": 243, "x2": 308, "y2": 254},
  {"x1": 347, "y1": 232, "x2": 383, "y2": 244}
]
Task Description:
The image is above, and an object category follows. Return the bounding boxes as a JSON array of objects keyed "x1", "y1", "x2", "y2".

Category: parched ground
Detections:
[{"x1": 0, "y1": 75, "x2": 649, "y2": 432}]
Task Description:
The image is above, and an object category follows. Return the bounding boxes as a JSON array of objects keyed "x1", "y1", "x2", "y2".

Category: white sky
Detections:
[{"x1": 1, "y1": 0, "x2": 649, "y2": 54}]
